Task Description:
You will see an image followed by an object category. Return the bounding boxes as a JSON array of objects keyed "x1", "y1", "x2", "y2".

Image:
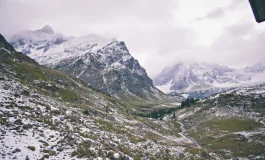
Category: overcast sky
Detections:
[{"x1": 1, "y1": 0, "x2": 265, "y2": 78}]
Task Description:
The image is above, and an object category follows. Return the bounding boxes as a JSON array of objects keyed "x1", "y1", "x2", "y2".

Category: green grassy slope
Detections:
[{"x1": 176, "y1": 89, "x2": 265, "y2": 159}]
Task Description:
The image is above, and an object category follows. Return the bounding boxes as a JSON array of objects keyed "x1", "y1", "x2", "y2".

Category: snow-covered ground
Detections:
[{"x1": 0, "y1": 76, "x2": 195, "y2": 160}]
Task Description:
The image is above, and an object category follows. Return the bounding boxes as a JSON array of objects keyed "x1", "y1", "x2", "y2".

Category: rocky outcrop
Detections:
[{"x1": 9, "y1": 26, "x2": 166, "y2": 101}]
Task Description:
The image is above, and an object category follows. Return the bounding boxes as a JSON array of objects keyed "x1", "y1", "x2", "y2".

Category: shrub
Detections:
[
  {"x1": 43, "y1": 149, "x2": 49, "y2": 153},
  {"x1": 71, "y1": 141, "x2": 95, "y2": 158},
  {"x1": 14, "y1": 119, "x2": 23, "y2": 125},
  {"x1": 52, "y1": 110, "x2": 61, "y2": 115},
  {"x1": 107, "y1": 151, "x2": 114, "y2": 159},
  {"x1": 21, "y1": 90, "x2": 29, "y2": 96},
  {"x1": 83, "y1": 110, "x2": 89, "y2": 115},
  {"x1": 27, "y1": 146, "x2": 36, "y2": 151},
  {"x1": 42, "y1": 154, "x2": 49, "y2": 159},
  {"x1": 45, "y1": 106, "x2": 51, "y2": 110}
]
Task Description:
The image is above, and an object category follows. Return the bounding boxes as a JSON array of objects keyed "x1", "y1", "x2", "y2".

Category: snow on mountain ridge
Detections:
[
  {"x1": 10, "y1": 27, "x2": 117, "y2": 67},
  {"x1": 9, "y1": 26, "x2": 167, "y2": 101},
  {"x1": 154, "y1": 62, "x2": 252, "y2": 97}
]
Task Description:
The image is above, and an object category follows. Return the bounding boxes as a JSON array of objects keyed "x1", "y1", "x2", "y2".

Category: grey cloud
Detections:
[
  {"x1": 116, "y1": 26, "x2": 198, "y2": 77},
  {"x1": 0, "y1": 0, "x2": 264, "y2": 78},
  {"x1": 227, "y1": 0, "x2": 244, "y2": 10},
  {"x1": 146, "y1": 22, "x2": 265, "y2": 77},
  {"x1": 0, "y1": 0, "x2": 179, "y2": 38},
  {"x1": 206, "y1": 8, "x2": 225, "y2": 19},
  {"x1": 208, "y1": 23, "x2": 265, "y2": 68},
  {"x1": 225, "y1": 23, "x2": 253, "y2": 37},
  {"x1": 0, "y1": 0, "x2": 179, "y2": 78},
  {"x1": 157, "y1": 28, "x2": 197, "y2": 53},
  {"x1": 195, "y1": 0, "x2": 244, "y2": 21}
]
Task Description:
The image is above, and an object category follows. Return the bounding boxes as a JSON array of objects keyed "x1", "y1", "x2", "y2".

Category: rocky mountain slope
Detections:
[
  {"x1": 3, "y1": 32, "x2": 265, "y2": 159},
  {"x1": 154, "y1": 62, "x2": 265, "y2": 98},
  {"x1": 2, "y1": 33, "x2": 229, "y2": 159},
  {"x1": 9, "y1": 26, "x2": 170, "y2": 103},
  {"x1": 174, "y1": 83, "x2": 265, "y2": 159},
  {"x1": 1, "y1": 34, "x2": 221, "y2": 159}
]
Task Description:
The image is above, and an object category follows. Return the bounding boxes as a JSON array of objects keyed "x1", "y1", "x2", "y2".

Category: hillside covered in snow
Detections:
[
  {"x1": 2, "y1": 31, "x2": 265, "y2": 159},
  {"x1": 1, "y1": 34, "x2": 219, "y2": 160}
]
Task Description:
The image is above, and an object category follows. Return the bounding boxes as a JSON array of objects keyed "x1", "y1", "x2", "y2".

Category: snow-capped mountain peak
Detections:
[
  {"x1": 154, "y1": 62, "x2": 252, "y2": 98},
  {"x1": 9, "y1": 25, "x2": 70, "y2": 55},
  {"x1": 9, "y1": 27, "x2": 168, "y2": 101}
]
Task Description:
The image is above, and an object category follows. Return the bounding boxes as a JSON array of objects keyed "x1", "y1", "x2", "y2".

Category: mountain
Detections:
[
  {"x1": 175, "y1": 82, "x2": 265, "y2": 159},
  {"x1": 1, "y1": 34, "x2": 208, "y2": 160},
  {"x1": 245, "y1": 61, "x2": 265, "y2": 73},
  {"x1": 2, "y1": 33, "x2": 264, "y2": 160},
  {"x1": 9, "y1": 25, "x2": 68, "y2": 55},
  {"x1": 154, "y1": 63, "x2": 251, "y2": 98},
  {"x1": 9, "y1": 26, "x2": 171, "y2": 104}
]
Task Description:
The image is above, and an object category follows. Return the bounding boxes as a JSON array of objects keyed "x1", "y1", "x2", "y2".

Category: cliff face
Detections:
[{"x1": 9, "y1": 27, "x2": 166, "y2": 101}]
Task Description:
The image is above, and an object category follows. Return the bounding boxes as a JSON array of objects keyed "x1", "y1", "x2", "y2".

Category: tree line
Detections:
[
  {"x1": 136, "y1": 107, "x2": 178, "y2": 119},
  {"x1": 180, "y1": 98, "x2": 200, "y2": 108},
  {"x1": 135, "y1": 98, "x2": 200, "y2": 120}
]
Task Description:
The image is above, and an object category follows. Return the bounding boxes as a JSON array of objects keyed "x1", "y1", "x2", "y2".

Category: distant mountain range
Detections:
[
  {"x1": 8, "y1": 25, "x2": 265, "y2": 100},
  {"x1": 154, "y1": 62, "x2": 265, "y2": 98},
  {"x1": 9, "y1": 25, "x2": 171, "y2": 103},
  {"x1": 245, "y1": 61, "x2": 265, "y2": 73}
]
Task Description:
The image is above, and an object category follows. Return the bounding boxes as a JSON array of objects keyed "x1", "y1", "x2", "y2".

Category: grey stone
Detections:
[
  {"x1": 22, "y1": 124, "x2": 29, "y2": 130},
  {"x1": 12, "y1": 148, "x2": 21, "y2": 153}
]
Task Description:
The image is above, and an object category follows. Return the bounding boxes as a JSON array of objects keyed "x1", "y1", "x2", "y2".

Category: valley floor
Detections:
[
  {"x1": 1, "y1": 77, "x2": 215, "y2": 160},
  {"x1": 174, "y1": 86, "x2": 265, "y2": 160}
]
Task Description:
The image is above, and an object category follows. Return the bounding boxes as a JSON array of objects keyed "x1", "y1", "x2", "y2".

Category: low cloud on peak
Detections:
[{"x1": 0, "y1": 0, "x2": 264, "y2": 78}]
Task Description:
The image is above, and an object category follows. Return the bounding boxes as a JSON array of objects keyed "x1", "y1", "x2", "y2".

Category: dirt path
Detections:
[{"x1": 177, "y1": 121, "x2": 202, "y2": 148}]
